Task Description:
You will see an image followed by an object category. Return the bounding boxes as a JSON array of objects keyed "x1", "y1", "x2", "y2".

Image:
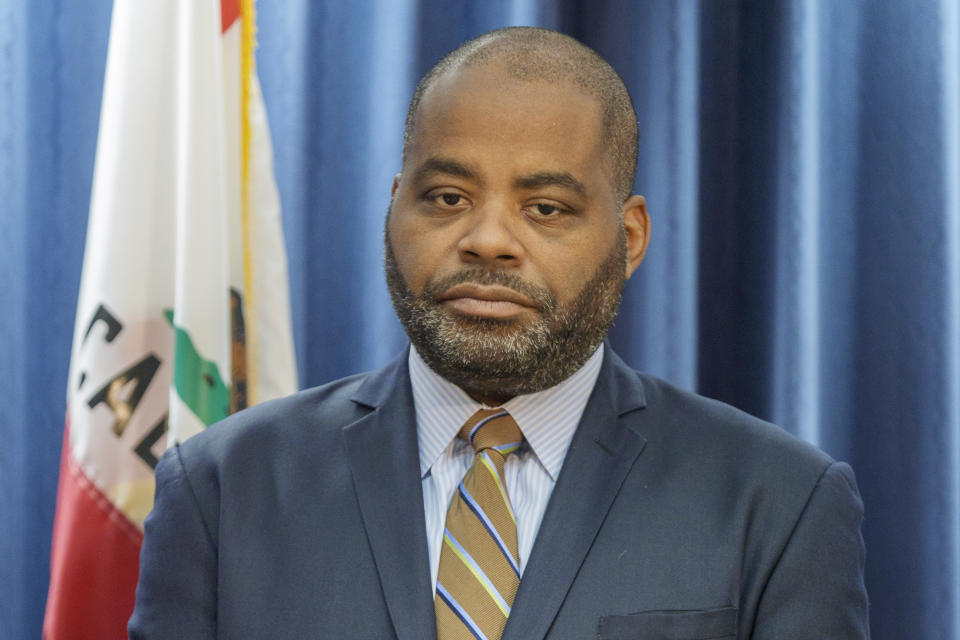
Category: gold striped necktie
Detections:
[{"x1": 435, "y1": 409, "x2": 523, "y2": 640}]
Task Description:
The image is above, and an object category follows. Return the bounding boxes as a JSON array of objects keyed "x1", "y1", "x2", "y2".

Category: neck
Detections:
[{"x1": 465, "y1": 389, "x2": 514, "y2": 407}]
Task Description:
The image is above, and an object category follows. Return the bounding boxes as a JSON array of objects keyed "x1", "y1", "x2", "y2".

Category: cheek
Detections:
[
  {"x1": 537, "y1": 232, "x2": 620, "y2": 302},
  {"x1": 388, "y1": 205, "x2": 425, "y2": 253},
  {"x1": 387, "y1": 214, "x2": 441, "y2": 294}
]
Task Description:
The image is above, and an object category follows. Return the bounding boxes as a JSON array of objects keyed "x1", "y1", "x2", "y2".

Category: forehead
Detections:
[{"x1": 406, "y1": 64, "x2": 608, "y2": 186}]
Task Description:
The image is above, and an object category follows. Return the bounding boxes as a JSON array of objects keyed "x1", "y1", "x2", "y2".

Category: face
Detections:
[{"x1": 386, "y1": 63, "x2": 649, "y2": 404}]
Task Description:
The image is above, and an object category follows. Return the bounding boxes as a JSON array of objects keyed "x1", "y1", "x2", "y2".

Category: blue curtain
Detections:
[{"x1": 2, "y1": 1, "x2": 958, "y2": 637}]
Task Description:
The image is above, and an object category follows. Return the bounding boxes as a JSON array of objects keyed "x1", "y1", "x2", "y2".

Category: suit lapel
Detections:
[
  {"x1": 503, "y1": 348, "x2": 648, "y2": 640},
  {"x1": 342, "y1": 351, "x2": 436, "y2": 640}
]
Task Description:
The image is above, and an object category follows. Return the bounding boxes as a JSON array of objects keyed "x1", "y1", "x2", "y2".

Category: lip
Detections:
[{"x1": 437, "y1": 283, "x2": 537, "y2": 319}]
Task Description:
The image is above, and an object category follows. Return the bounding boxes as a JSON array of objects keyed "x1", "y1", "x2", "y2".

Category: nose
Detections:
[{"x1": 456, "y1": 203, "x2": 523, "y2": 267}]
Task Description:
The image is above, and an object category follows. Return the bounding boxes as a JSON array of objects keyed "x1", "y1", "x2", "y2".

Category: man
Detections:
[{"x1": 130, "y1": 27, "x2": 869, "y2": 639}]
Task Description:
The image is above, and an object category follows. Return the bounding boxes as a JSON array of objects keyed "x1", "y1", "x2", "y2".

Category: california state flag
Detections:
[{"x1": 43, "y1": 0, "x2": 297, "y2": 637}]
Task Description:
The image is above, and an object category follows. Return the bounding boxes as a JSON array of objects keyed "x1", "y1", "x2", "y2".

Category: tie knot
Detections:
[{"x1": 459, "y1": 409, "x2": 523, "y2": 456}]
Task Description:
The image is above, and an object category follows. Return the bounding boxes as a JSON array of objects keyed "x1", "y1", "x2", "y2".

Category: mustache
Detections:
[{"x1": 422, "y1": 269, "x2": 557, "y2": 312}]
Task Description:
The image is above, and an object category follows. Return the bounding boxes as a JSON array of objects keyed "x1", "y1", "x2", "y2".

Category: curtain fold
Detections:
[{"x1": 2, "y1": 1, "x2": 957, "y2": 638}]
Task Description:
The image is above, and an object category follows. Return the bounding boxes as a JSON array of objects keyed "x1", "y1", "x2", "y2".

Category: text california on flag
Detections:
[{"x1": 42, "y1": 1, "x2": 297, "y2": 638}]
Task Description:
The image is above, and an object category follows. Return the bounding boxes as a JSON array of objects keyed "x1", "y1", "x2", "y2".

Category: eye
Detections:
[
  {"x1": 424, "y1": 190, "x2": 469, "y2": 210},
  {"x1": 534, "y1": 203, "x2": 561, "y2": 216},
  {"x1": 526, "y1": 201, "x2": 570, "y2": 218}
]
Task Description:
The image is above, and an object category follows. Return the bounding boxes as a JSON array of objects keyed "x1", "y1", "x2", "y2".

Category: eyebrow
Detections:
[
  {"x1": 412, "y1": 157, "x2": 480, "y2": 184},
  {"x1": 514, "y1": 171, "x2": 587, "y2": 198},
  {"x1": 410, "y1": 158, "x2": 587, "y2": 198}
]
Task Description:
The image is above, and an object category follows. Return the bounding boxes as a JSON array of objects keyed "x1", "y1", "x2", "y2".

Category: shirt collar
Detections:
[{"x1": 410, "y1": 343, "x2": 604, "y2": 481}]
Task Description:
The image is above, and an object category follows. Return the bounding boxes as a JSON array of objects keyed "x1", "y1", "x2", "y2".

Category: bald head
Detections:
[{"x1": 402, "y1": 27, "x2": 639, "y2": 203}]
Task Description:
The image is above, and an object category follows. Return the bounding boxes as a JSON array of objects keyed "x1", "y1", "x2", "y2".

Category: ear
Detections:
[
  {"x1": 391, "y1": 173, "x2": 402, "y2": 198},
  {"x1": 622, "y1": 194, "x2": 650, "y2": 279}
]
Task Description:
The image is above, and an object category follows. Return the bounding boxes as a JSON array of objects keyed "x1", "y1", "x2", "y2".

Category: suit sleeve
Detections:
[
  {"x1": 128, "y1": 445, "x2": 217, "y2": 639},
  {"x1": 752, "y1": 461, "x2": 870, "y2": 638}
]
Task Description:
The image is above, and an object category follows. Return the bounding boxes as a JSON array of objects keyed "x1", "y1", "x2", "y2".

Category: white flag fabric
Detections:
[{"x1": 43, "y1": 1, "x2": 297, "y2": 637}]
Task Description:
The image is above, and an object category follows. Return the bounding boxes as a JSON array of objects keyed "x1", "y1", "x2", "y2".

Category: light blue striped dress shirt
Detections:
[{"x1": 410, "y1": 344, "x2": 604, "y2": 592}]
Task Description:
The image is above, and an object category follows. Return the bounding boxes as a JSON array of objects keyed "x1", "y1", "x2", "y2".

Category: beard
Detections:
[{"x1": 384, "y1": 217, "x2": 627, "y2": 403}]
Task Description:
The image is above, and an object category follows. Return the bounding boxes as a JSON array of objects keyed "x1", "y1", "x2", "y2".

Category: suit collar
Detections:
[
  {"x1": 349, "y1": 348, "x2": 409, "y2": 409},
  {"x1": 594, "y1": 343, "x2": 647, "y2": 417},
  {"x1": 343, "y1": 348, "x2": 437, "y2": 640},
  {"x1": 503, "y1": 346, "x2": 648, "y2": 640}
]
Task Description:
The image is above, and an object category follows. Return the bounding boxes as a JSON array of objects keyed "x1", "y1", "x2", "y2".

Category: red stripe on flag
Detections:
[
  {"x1": 43, "y1": 417, "x2": 144, "y2": 640},
  {"x1": 222, "y1": 0, "x2": 240, "y2": 33}
]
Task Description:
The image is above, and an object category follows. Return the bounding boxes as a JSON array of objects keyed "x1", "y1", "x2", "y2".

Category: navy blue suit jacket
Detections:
[{"x1": 129, "y1": 348, "x2": 869, "y2": 638}]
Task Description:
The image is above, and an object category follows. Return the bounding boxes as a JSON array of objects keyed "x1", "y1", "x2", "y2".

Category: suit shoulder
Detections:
[
  {"x1": 173, "y1": 370, "x2": 373, "y2": 468},
  {"x1": 631, "y1": 371, "x2": 836, "y2": 480}
]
